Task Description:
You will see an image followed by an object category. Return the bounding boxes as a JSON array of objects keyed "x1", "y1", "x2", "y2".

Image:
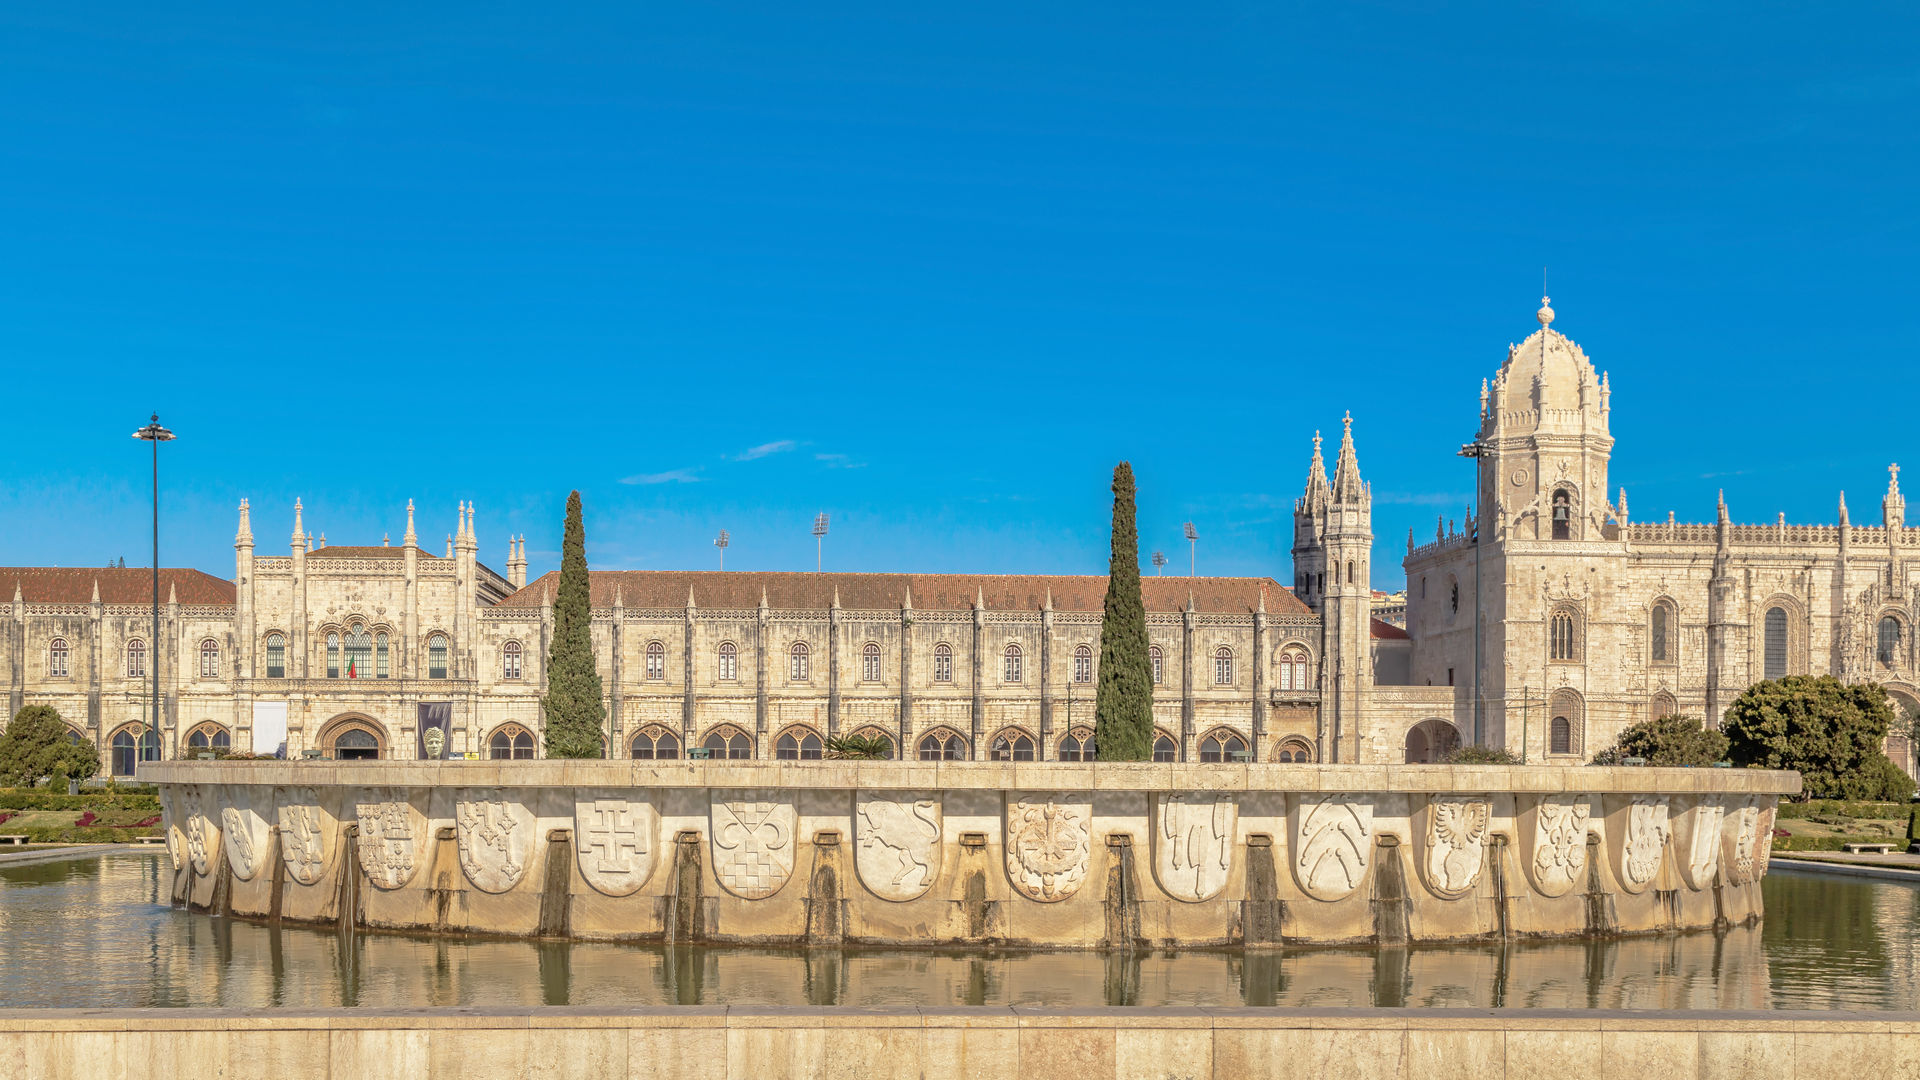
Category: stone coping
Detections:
[
  {"x1": 0, "y1": 1006, "x2": 1912, "y2": 1030},
  {"x1": 141, "y1": 760, "x2": 1802, "y2": 795}
]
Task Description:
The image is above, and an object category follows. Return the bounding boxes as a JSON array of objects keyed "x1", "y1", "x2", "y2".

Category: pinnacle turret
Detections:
[
  {"x1": 235, "y1": 499, "x2": 253, "y2": 546},
  {"x1": 1885, "y1": 464, "x2": 1905, "y2": 530},
  {"x1": 1332, "y1": 411, "x2": 1366, "y2": 503},
  {"x1": 1299, "y1": 430, "x2": 1331, "y2": 513}
]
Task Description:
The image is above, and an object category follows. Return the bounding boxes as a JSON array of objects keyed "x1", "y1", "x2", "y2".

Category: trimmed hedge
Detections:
[
  {"x1": 1, "y1": 826, "x2": 159, "y2": 844},
  {"x1": 1773, "y1": 832, "x2": 1908, "y2": 852},
  {"x1": 1774, "y1": 800, "x2": 1908, "y2": 821},
  {"x1": 0, "y1": 791, "x2": 161, "y2": 812}
]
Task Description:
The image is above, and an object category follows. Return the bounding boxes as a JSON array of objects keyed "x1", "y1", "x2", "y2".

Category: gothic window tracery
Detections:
[
  {"x1": 1199, "y1": 729, "x2": 1248, "y2": 762},
  {"x1": 646, "y1": 641, "x2": 666, "y2": 680},
  {"x1": 489, "y1": 723, "x2": 535, "y2": 760},
  {"x1": 1058, "y1": 726, "x2": 1096, "y2": 761},
  {"x1": 1764, "y1": 607, "x2": 1789, "y2": 680},
  {"x1": 264, "y1": 633, "x2": 284, "y2": 679},
  {"x1": 702, "y1": 725, "x2": 753, "y2": 759},
  {"x1": 862, "y1": 642, "x2": 882, "y2": 683},
  {"x1": 1549, "y1": 609, "x2": 1579, "y2": 662},
  {"x1": 48, "y1": 638, "x2": 70, "y2": 679},
  {"x1": 1650, "y1": 601, "x2": 1676, "y2": 664},
  {"x1": 427, "y1": 633, "x2": 448, "y2": 679},
  {"x1": 199, "y1": 639, "x2": 221, "y2": 678},
  {"x1": 1277, "y1": 646, "x2": 1311, "y2": 691},
  {"x1": 632, "y1": 725, "x2": 680, "y2": 760},
  {"x1": 917, "y1": 727, "x2": 967, "y2": 761},
  {"x1": 990, "y1": 728, "x2": 1036, "y2": 761},
  {"x1": 1274, "y1": 736, "x2": 1314, "y2": 763},
  {"x1": 502, "y1": 641, "x2": 523, "y2": 680},
  {"x1": 1152, "y1": 731, "x2": 1179, "y2": 762},
  {"x1": 776, "y1": 726, "x2": 824, "y2": 760},
  {"x1": 1073, "y1": 644, "x2": 1092, "y2": 684},
  {"x1": 1213, "y1": 646, "x2": 1234, "y2": 685},
  {"x1": 718, "y1": 641, "x2": 738, "y2": 681},
  {"x1": 126, "y1": 639, "x2": 146, "y2": 678},
  {"x1": 1002, "y1": 644, "x2": 1023, "y2": 683},
  {"x1": 1879, "y1": 616, "x2": 1903, "y2": 667},
  {"x1": 789, "y1": 642, "x2": 810, "y2": 681},
  {"x1": 933, "y1": 643, "x2": 954, "y2": 682}
]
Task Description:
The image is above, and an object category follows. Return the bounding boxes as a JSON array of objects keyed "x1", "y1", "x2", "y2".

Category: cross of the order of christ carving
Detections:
[{"x1": 588, "y1": 800, "x2": 642, "y2": 871}]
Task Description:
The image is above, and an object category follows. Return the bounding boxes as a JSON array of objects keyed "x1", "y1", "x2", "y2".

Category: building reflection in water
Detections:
[{"x1": 6, "y1": 854, "x2": 1920, "y2": 1011}]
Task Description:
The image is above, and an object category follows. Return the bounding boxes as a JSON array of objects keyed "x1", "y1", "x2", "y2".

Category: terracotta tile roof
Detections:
[
  {"x1": 0, "y1": 567, "x2": 235, "y2": 606},
  {"x1": 1370, "y1": 617, "x2": 1409, "y2": 640},
  {"x1": 308, "y1": 546, "x2": 441, "y2": 560},
  {"x1": 495, "y1": 571, "x2": 1312, "y2": 616}
]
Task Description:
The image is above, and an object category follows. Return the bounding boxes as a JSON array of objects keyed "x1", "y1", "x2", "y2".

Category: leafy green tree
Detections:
[
  {"x1": 1722, "y1": 676, "x2": 1905, "y2": 799},
  {"x1": 541, "y1": 491, "x2": 606, "y2": 758},
  {"x1": 825, "y1": 733, "x2": 894, "y2": 760},
  {"x1": 0, "y1": 705, "x2": 101, "y2": 788},
  {"x1": 1599, "y1": 714, "x2": 1730, "y2": 767},
  {"x1": 1094, "y1": 463, "x2": 1154, "y2": 761}
]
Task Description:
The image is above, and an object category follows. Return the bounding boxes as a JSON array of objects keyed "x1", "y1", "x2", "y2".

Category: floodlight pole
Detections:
[
  {"x1": 1183, "y1": 522, "x2": 1197, "y2": 577},
  {"x1": 1457, "y1": 439, "x2": 1488, "y2": 748},
  {"x1": 133, "y1": 414, "x2": 176, "y2": 767}
]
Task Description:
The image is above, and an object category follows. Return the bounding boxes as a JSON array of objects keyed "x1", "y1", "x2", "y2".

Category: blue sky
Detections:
[{"x1": 3, "y1": 2, "x2": 1915, "y2": 587}]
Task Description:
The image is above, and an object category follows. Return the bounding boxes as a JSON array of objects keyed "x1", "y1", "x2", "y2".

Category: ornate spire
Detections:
[
  {"x1": 404, "y1": 499, "x2": 417, "y2": 547},
  {"x1": 1617, "y1": 488, "x2": 1628, "y2": 524},
  {"x1": 1885, "y1": 463, "x2": 1905, "y2": 530},
  {"x1": 903, "y1": 582, "x2": 913, "y2": 610},
  {"x1": 167, "y1": 581, "x2": 177, "y2": 606},
  {"x1": 91, "y1": 578, "x2": 100, "y2": 604},
  {"x1": 1043, "y1": 587, "x2": 1052, "y2": 612},
  {"x1": 1839, "y1": 491, "x2": 1850, "y2": 526},
  {"x1": 1332, "y1": 411, "x2": 1365, "y2": 502},
  {"x1": 1301, "y1": 430, "x2": 1331, "y2": 511},
  {"x1": 235, "y1": 499, "x2": 253, "y2": 546},
  {"x1": 291, "y1": 498, "x2": 304, "y2": 546}
]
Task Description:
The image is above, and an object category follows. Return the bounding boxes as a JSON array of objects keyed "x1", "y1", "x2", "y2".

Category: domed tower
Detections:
[{"x1": 1477, "y1": 297, "x2": 1614, "y2": 539}]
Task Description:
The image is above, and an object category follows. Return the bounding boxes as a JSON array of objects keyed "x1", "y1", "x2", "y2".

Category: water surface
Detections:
[{"x1": 3, "y1": 853, "x2": 1915, "y2": 1010}]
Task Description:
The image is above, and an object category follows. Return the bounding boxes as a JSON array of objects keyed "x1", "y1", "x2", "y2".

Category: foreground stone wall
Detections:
[
  {"x1": 3, "y1": 1007, "x2": 1914, "y2": 1080},
  {"x1": 146, "y1": 761, "x2": 1798, "y2": 947}
]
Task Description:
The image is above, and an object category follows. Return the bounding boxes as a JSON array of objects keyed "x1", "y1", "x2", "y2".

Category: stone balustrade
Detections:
[{"x1": 145, "y1": 761, "x2": 1799, "y2": 947}]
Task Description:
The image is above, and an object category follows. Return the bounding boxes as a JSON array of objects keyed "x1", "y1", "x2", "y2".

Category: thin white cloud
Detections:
[
  {"x1": 620, "y1": 468, "x2": 703, "y2": 485},
  {"x1": 815, "y1": 453, "x2": 866, "y2": 469},
  {"x1": 731, "y1": 440, "x2": 797, "y2": 462}
]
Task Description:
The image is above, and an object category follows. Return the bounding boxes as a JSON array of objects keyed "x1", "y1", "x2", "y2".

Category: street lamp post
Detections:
[
  {"x1": 1456, "y1": 439, "x2": 1487, "y2": 748},
  {"x1": 133, "y1": 414, "x2": 176, "y2": 766}
]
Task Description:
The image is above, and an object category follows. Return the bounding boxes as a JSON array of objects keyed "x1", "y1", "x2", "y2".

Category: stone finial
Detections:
[
  {"x1": 91, "y1": 578, "x2": 100, "y2": 604},
  {"x1": 291, "y1": 498, "x2": 304, "y2": 545},
  {"x1": 1617, "y1": 488, "x2": 1628, "y2": 523},
  {"x1": 404, "y1": 499, "x2": 417, "y2": 547},
  {"x1": 1885, "y1": 463, "x2": 1905, "y2": 529},
  {"x1": 976, "y1": 586, "x2": 986, "y2": 610},
  {"x1": 831, "y1": 586, "x2": 841, "y2": 610},
  {"x1": 1257, "y1": 588, "x2": 1266, "y2": 614},
  {"x1": 1187, "y1": 590, "x2": 1197, "y2": 613},
  {"x1": 761, "y1": 585, "x2": 770, "y2": 608},
  {"x1": 1407, "y1": 528, "x2": 1416, "y2": 555},
  {"x1": 382, "y1": 533, "x2": 389, "y2": 547},
  {"x1": 1839, "y1": 491, "x2": 1850, "y2": 525},
  {"x1": 167, "y1": 582, "x2": 177, "y2": 606},
  {"x1": 687, "y1": 586, "x2": 697, "y2": 609},
  {"x1": 235, "y1": 499, "x2": 253, "y2": 545},
  {"x1": 1332, "y1": 412, "x2": 1365, "y2": 503},
  {"x1": 446, "y1": 536, "x2": 454, "y2": 558},
  {"x1": 902, "y1": 583, "x2": 913, "y2": 610},
  {"x1": 318, "y1": 532, "x2": 326, "y2": 549},
  {"x1": 1537, "y1": 295, "x2": 1554, "y2": 327},
  {"x1": 12, "y1": 582, "x2": 20, "y2": 604},
  {"x1": 613, "y1": 584, "x2": 624, "y2": 609},
  {"x1": 1043, "y1": 587, "x2": 1053, "y2": 612}
]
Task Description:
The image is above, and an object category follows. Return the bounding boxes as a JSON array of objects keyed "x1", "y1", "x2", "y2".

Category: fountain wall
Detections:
[{"x1": 145, "y1": 761, "x2": 1799, "y2": 947}]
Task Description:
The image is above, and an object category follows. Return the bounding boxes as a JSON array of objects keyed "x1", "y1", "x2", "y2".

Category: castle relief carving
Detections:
[
  {"x1": 455, "y1": 790, "x2": 535, "y2": 894},
  {"x1": 575, "y1": 794, "x2": 658, "y2": 897},
  {"x1": 1153, "y1": 793, "x2": 1236, "y2": 903},
  {"x1": 854, "y1": 793, "x2": 943, "y2": 903},
  {"x1": 711, "y1": 793, "x2": 796, "y2": 900},
  {"x1": 1005, "y1": 792, "x2": 1092, "y2": 902},
  {"x1": 1292, "y1": 794, "x2": 1373, "y2": 901}
]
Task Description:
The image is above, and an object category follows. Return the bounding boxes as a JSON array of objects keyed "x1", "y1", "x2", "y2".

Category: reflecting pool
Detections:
[{"x1": 2, "y1": 853, "x2": 1916, "y2": 1010}]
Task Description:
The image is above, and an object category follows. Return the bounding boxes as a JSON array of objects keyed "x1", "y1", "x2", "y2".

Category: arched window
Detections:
[
  {"x1": 1550, "y1": 716, "x2": 1572, "y2": 755},
  {"x1": 186, "y1": 723, "x2": 231, "y2": 754},
  {"x1": 990, "y1": 729, "x2": 1036, "y2": 761},
  {"x1": 702, "y1": 726, "x2": 754, "y2": 760},
  {"x1": 1764, "y1": 607, "x2": 1789, "y2": 680},
  {"x1": 1002, "y1": 644, "x2": 1023, "y2": 683},
  {"x1": 1278, "y1": 647, "x2": 1310, "y2": 691},
  {"x1": 335, "y1": 728, "x2": 379, "y2": 760},
  {"x1": 1551, "y1": 490, "x2": 1573, "y2": 540},
  {"x1": 110, "y1": 726, "x2": 159, "y2": 776},
  {"x1": 489, "y1": 723, "x2": 536, "y2": 760},
  {"x1": 199, "y1": 639, "x2": 221, "y2": 678},
  {"x1": 1548, "y1": 689, "x2": 1583, "y2": 757},
  {"x1": 632, "y1": 725, "x2": 681, "y2": 760},
  {"x1": 776, "y1": 727, "x2": 824, "y2": 761},
  {"x1": 1152, "y1": 732, "x2": 1178, "y2": 762},
  {"x1": 846, "y1": 726, "x2": 898, "y2": 759},
  {"x1": 1650, "y1": 604, "x2": 1672, "y2": 663},
  {"x1": 125, "y1": 639, "x2": 146, "y2": 678},
  {"x1": 1073, "y1": 645, "x2": 1093, "y2": 684},
  {"x1": 1649, "y1": 690, "x2": 1677, "y2": 722},
  {"x1": 862, "y1": 642, "x2": 882, "y2": 683},
  {"x1": 1199, "y1": 729, "x2": 1248, "y2": 763},
  {"x1": 1213, "y1": 646, "x2": 1234, "y2": 686},
  {"x1": 427, "y1": 634, "x2": 448, "y2": 679},
  {"x1": 1149, "y1": 645, "x2": 1164, "y2": 685},
  {"x1": 326, "y1": 632, "x2": 341, "y2": 678},
  {"x1": 644, "y1": 641, "x2": 665, "y2": 680},
  {"x1": 47, "y1": 638, "x2": 70, "y2": 679},
  {"x1": 343, "y1": 624, "x2": 370, "y2": 679},
  {"x1": 502, "y1": 641, "x2": 524, "y2": 680},
  {"x1": 1549, "y1": 611, "x2": 1578, "y2": 662},
  {"x1": 917, "y1": 728, "x2": 967, "y2": 761},
  {"x1": 375, "y1": 631, "x2": 389, "y2": 678},
  {"x1": 1449, "y1": 579, "x2": 1460, "y2": 615},
  {"x1": 718, "y1": 642, "x2": 738, "y2": 681},
  {"x1": 1879, "y1": 617, "x2": 1902, "y2": 667},
  {"x1": 790, "y1": 642, "x2": 810, "y2": 681},
  {"x1": 1347, "y1": 560, "x2": 1355, "y2": 585},
  {"x1": 1058, "y1": 727, "x2": 1096, "y2": 762},
  {"x1": 263, "y1": 634, "x2": 284, "y2": 679},
  {"x1": 933, "y1": 643, "x2": 953, "y2": 683},
  {"x1": 1274, "y1": 737, "x2": 1314, "y2": 764}
]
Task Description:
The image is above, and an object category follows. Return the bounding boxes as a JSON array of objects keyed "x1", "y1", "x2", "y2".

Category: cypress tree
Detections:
[
  {"x1": 1095, "y1": 463, "x2": 1155, "y2": 760},
  {"x1": 541, "y1": 490, "x2": 606, "y2": 758}
]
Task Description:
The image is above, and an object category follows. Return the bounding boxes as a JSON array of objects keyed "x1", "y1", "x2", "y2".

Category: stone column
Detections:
[
  {"x1": 1039, "y1": 590, "x2": 1053, "y2": 757},
  {"x1": 1181, "y1": 594, "x2": 1196, "y2": 759},
  {"x1": 8, "y1": 584, "x2": 23, "y2": 719},
  {"x1": 609, "y1": 588, "x2": 625, "y2": 752},
  {"x1": 755, "y1": 589, "x2": 770, "y2": 744},
  {"x1": 827, "y1": 589, "x2": 842, "y2": 738},
  {"x1": 971, "y1": 589, "x2": 986, "y2": 760},
  {"x1": 87, "y1": 580, "x2": 102, "y2": 738},
  {"x1": 682, "y1": 590, "x2": 697, "y2": 747},
  {"x1": 898, "y1": 587, "x2": 914, "y2": 750},
  {"x1": 1252, "y1": 602, "x2": 1268, "y2": 761}
]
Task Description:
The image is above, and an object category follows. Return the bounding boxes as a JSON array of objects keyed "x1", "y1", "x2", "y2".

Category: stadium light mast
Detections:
[
  {"x1": 1457, "y1": 439, "x2": 1489, "y2": 747},
  {"x1": 714, "y1": 529, "x2": 729, "y2": 570},
  {"x1": 812, "y1": 513, "x2": 829, "y2": 572},
  {"x1": 132, "y1": 413, "x2": 176, "y2": 767},
  {"x1": 1182, "y1": 522, "x2": 1198, "y2": 577},
  {"x1": 1151, "y1": 551, "x2": 1167, "y2": 576}
]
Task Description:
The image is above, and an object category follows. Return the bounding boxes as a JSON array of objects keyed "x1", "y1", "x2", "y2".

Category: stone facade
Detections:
[{"x1": 5, "y1": 297, "x2": 1911, "y2": 768}]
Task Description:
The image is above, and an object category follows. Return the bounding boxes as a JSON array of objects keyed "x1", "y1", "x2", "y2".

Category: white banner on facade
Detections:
[{"x1": 251, "y1": 701, "x2": 289, "y2": 758}]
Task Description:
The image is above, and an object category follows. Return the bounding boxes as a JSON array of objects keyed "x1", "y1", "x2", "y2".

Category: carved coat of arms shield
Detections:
[
  {"x1": 1518, "y1": 793, "x2": 1590, "y2": 898},
  {"x1": 574, "y1": 792, "x2": 659, "y2": 897},
  {"x1": 455, "y1": 789, "x2": 537, "y2": 894},
  {"x1": 183, "y1": 785, "x2": 221, "y2": 877},
  {"x1": 1605, "y1": 795, "x2": 1670, "y2": 894},
  {"x1": 1152, "y1": 793, "x2": 1236, "y2": 903},
  {"x1": 855, "y1": 793, "x2": 943, "y2": 902},
  {"x1": 355, "y1": 789, "x2": 424, "y2": 891},
  {"x1": 1290, "y1": 794, "x2": 1373, "y2": 901},
  {"x1": 219, "y1": 795, "x2": 274, "y2": 882},
  {"x1": 1672, "y1": 797, "x2": 1725, "y2": 891},
  {"x1": 1005, "y1": 792, "x2": 1092, "y2": 902},
  {"x1": 1415, "y1": 796, "x2": 1490, "y2": 900},
  {"x1": 710, "y1": 792, "x2": 797, "y2": 899},
  {"x1": 275, "y1": 787, "x2": 336, "y2": 887}
]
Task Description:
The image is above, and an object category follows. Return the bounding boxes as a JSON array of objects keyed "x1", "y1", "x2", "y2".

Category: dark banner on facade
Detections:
[{"x1": 417, "y1": 702, "x2": 453, "y2": 759}]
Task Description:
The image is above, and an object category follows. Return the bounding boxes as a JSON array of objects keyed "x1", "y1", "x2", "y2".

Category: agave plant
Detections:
[{"x1": 824, "y1": 734, "x2": 895, "y2": 760}]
